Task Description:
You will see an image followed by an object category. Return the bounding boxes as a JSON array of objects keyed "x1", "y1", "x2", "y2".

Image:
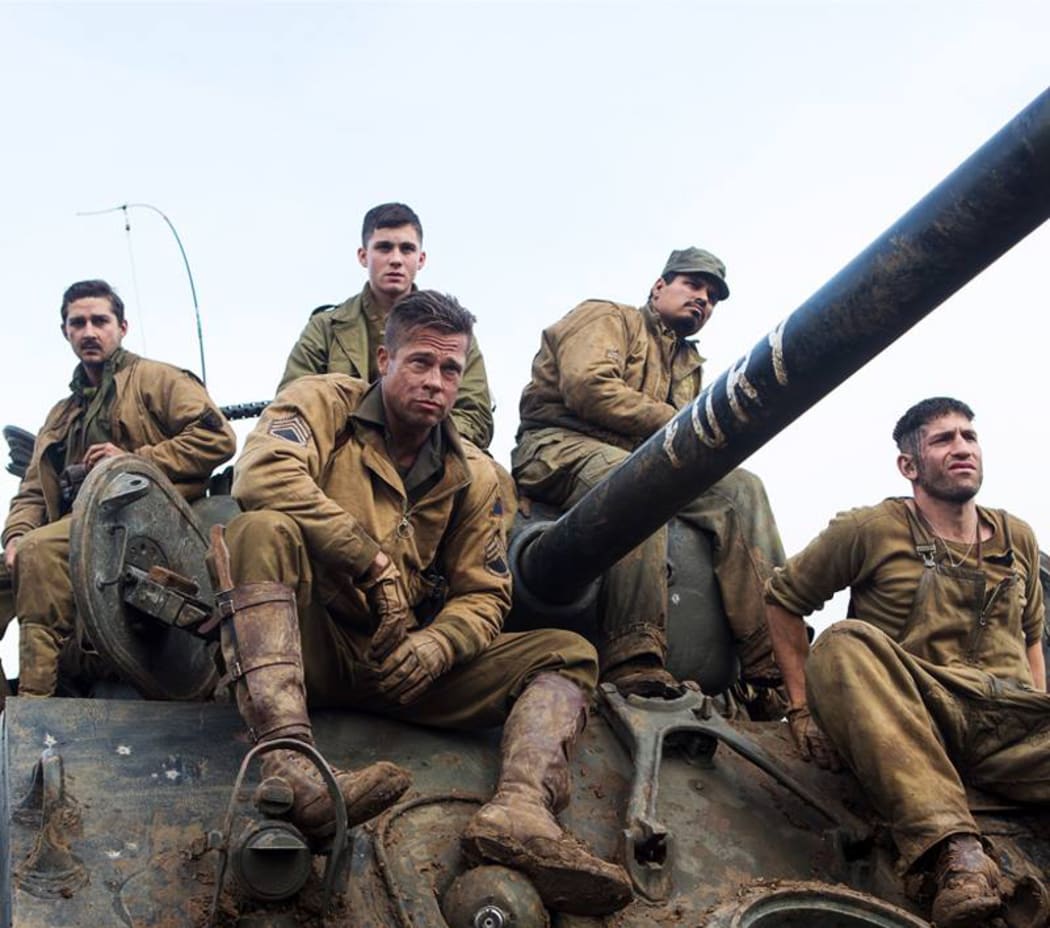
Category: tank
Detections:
[{"x1": 2, "y1": 86, "x2": 1050, "y2": 928}]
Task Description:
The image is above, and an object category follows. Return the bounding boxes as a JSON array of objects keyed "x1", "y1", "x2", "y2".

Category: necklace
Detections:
[{"x1": 913, "y1": 503, "x2": 979, "y2": 568}]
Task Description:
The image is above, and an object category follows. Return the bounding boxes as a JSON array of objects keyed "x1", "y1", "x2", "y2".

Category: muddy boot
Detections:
[
  {"x1": 16, "y1": 623, "x2": 63, "y2": 697},
  {"x1": 930, "y1": 834, "x2": 1001, "y2": 927},
  {"x1": 218, "y1": 581, "x2": 411, "y2": 842},
  {"x1": 461, "y1": 672, "x2": 633, "y2": 916},
  {"x1": 603, "y1": 656, "x2": 684, "y2": 699}
]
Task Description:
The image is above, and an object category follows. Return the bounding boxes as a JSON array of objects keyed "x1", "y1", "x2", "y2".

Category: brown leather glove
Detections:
[
  {"x1": 786, "y1": 705, "x2": 842, "y2": 771},
  {"x1": 361, "y1": 558, "x2": 413, "y2": 663},
  {"x1": 376, "y1": 628, "x2": 455, "y2": 705}
]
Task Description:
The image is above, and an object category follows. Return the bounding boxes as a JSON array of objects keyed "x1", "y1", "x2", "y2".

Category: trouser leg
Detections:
[
  {"x1": 12, "y1": 519, "x2": 74, "y2": 697},
  {"x1": 807, "y1": 620, "x2": 977, "y2": 869},
  {"x1": 962, "y1": 688, "x2": 1050, "y2": 803},
  {"x1": 562, "y1": 443, "x2": 668, "y2": 677},
  {"x1": 678, "y1": 468, "x2": 784, "y2": 683}
]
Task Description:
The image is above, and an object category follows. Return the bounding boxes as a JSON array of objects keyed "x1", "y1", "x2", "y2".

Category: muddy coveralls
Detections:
[
  {"x1": 227, "y1": 374, "x2": 630, "y2": 914},
  {"x1": 277, "y1": 283, "x2": 495, "y2": 450},
  {"x1": 1, "y1": 350, "x2": 237, "y2": 696},
  {"x1": 513, "y1": 299, "x2": 784, "y2": 682},
  {"x1": 766, "y1": 498, "x2": 1050, "y2": 870}
]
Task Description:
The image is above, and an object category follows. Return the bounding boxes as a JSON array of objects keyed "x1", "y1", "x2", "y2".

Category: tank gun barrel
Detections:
[{"x1": 516, "y1": 86, "x2": 1050, "y2": 607}]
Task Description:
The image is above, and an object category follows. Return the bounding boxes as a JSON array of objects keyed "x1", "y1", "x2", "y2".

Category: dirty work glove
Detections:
[
  {"x1": 786, "y1": 705, "x2": 842, "y2": 771},
  {"x1": 361, "y1": 559, "x2": 413, "y2": 664},
  {"x1": 376, "y1": 628, "x2": 455, "y2": 706}
]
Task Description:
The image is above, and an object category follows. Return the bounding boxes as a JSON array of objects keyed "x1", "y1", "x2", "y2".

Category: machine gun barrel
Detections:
[{"x1": 516, "y1": 86, "x2": 1050, "y2": 607}]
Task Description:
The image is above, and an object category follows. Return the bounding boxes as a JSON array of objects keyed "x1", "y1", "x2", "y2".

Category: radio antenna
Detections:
[{"x1": 77, "y1": 203, "x2": 206, "y2": 384}]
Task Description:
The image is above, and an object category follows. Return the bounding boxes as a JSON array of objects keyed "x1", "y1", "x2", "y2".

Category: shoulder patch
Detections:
[
  {"x1": 267, "y1": 415, "x2": 312, "y2": 446},
  {"x1": 484, "y1": 531, "x2": 509, "y2": 577},
  {"x1": 310, "y1": 304, "x2": 337, "y2": 317}
]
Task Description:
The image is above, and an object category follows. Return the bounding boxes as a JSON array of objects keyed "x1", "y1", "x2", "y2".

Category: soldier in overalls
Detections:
[{"x1": 763, "y1": 396, "x2": 1049, "y2": 928}]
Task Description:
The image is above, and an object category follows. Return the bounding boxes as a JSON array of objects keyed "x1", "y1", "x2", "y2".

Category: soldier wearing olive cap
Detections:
[{"x1": 512, "y1": 247, "x2": 786, "y2": 698}]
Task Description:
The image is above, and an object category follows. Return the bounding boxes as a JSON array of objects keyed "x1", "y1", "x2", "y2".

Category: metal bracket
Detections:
[
  {"x1": 121, "y1": 564, "x2": 214, "y2": 635},
  {"x1": 99, "y1": 472, "x2": 152, "y2": 511},
  {"x1": 207, "y1": 739, "x2": 350, "y2": 926},
  {"x1": 599, "y1": 683, "x2": 871, "y2": 902}
]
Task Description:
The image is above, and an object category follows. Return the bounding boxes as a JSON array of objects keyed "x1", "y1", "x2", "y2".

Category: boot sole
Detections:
[{"x1": 461, "y1": 833, "x2": 632, "y2": 916}]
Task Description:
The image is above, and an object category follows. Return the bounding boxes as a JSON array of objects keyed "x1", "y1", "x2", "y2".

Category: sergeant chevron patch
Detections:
[
  {"x1": 484, "y1": 532, "x2": 509, "y2": 576},
  {"x1": 268, "y1": 415, "x2": 311, "y2": 446}
]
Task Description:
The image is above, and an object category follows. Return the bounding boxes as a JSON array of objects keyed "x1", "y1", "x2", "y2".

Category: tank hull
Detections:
[{"x1": 0, "y1": 696, "x2": 939, "y2": 927}]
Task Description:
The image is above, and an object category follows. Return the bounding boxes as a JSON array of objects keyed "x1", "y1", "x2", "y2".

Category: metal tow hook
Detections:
[
  {"x1": 599, "y1": 682, "x2": 871, "y2": 902},
  {"x1": 599, "y1": 682, "x2": 716, "y2": 901}
]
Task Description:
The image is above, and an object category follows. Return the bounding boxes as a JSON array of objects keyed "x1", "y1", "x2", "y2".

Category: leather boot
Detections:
[
  {"x1": 219, "y1": 582, "x2": 411, "y2": 842},
  {"x1": 461, "y1": 672, "x2": 633, "y2": 915},
  {"x1": 930, "y1": 833, "x2": 1001, "y2": 927},
  {"x1": 603, "y1": 656, "x2": 684, "y2": 699},
  {"x1": 17, "y1": 623, "x2": 63, "y2": 697}
]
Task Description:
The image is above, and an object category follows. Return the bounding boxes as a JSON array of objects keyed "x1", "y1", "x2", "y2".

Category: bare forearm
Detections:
[{"x1": 765, "y1": 602, "x2": 811, "y2": 707}]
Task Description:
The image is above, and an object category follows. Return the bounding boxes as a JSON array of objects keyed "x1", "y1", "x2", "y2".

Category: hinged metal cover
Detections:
[{"x1": 69, "y1": 456, "x2": 220, "y2": 700}]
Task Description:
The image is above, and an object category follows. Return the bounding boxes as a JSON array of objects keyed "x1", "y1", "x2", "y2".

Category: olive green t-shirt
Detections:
[{"x1": 765, "y1": 498, "x2": 1044, "y2": 648}]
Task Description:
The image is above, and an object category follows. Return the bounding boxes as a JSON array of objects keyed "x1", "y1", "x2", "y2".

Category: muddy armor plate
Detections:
[{"x1": 69, "y1": 456, "x2": 220, "y2": 701}]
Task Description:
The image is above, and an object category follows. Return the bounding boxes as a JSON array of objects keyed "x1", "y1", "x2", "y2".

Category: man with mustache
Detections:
[
  {"x1": 278, "y1": 202, "x2": 494, "y2": 450},
  {"x1": 512, "y1": 248, "x2": 785, "y2": 698},
  {"x1": 764, "y1": 397, "x2": 1048, "y2": 927},
  {"x1": 1, "y1": 279, "x2": 236, "y2": 696}
]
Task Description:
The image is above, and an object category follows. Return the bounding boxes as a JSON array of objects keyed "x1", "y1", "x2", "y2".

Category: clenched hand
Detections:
[
  {"x1": 362, "y1": 556, "x2": 413, "y2": 663},
  {"x1": 786, "y1": 705, "x2": 842, "y2": 771},
  {"x1": 375, "y1": 629, "x2": 454, "y2": 705}
]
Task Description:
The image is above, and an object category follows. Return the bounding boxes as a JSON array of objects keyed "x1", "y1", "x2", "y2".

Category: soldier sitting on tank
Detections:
[
  {"x1": 0, "y1": 279, "x2": 237, "y2": 697},
  {"x1": 765, "y1": 396, "x2": 1048, "y2": 928},
  {"x1": 217, "y1": 290, "x2": 632, "y2": 917},
  {"x1": 512, "y1": 247, "x2": 785, "y2": 698},
  {"x1": 277, "y1": 201, "x2": 494, "y2": 450}
]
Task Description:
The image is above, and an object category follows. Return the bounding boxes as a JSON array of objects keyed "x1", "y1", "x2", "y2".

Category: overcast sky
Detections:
[{"x1": 1, "y1": 1, "x2": 1048, "y2": 676}]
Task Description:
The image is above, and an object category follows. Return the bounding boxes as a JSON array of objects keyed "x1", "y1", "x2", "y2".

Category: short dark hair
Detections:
[
  {"x1": 61, "y1": 279, "x2": 125, "y2": 324},
  {"x1": 385, "y1": 290, "x2": 475, "y2": 355},
  {"x1": 361, "y1": 203, "x2": 423, "y2": 247},
  {"x1": 893, "y1": 397, "x2": 976, "y2": 455}
]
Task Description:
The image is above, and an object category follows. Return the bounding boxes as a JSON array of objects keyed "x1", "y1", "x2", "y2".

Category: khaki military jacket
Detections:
[
  {"x1": 233, "y1": 374, "x2": 511, "y2": 664},
  {"x1": 3, "y1": 353, "x2": 236, "y2": 546},
  {"x1": 516, "y1": 300, "x2": 704, "y2": 450},
  {"x1": 765, "y1": 498, "x2": 1045, "y2": 683},
  {"x1": 277, "y1": 285, "x2": 495, "y2": 450}
]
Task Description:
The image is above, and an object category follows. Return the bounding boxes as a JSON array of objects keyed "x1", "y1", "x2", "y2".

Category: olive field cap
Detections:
[{"x1": 661, "y1": 247, "x2": 730, "y2": 301}]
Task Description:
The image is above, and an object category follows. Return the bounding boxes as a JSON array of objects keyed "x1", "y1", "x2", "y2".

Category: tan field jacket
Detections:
[
  {"x1": 232, "y1": 374, "x2": 511, "y2": 664},
  {"x1": 517, "y1": 299, "x2": 703, "y2": 451},
  {"x1": 3, "y1": 353, "x2": 236, "y2": 545}
]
